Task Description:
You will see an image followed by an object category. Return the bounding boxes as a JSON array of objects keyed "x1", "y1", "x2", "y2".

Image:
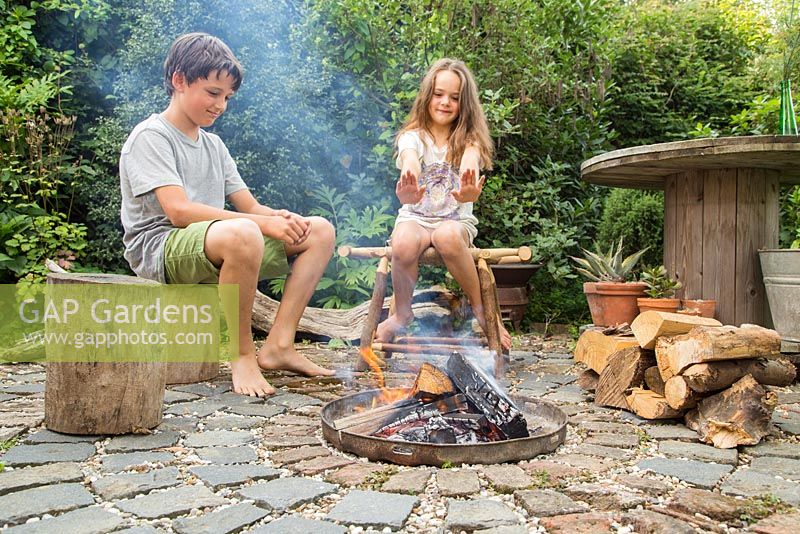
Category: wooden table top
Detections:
[{"x1": 581, "y1": 135, "x2": 800, "y2": 189}]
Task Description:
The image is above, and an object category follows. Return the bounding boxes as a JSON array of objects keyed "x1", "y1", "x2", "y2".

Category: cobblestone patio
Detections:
[{"x1": 1, "y1": 334, "x2": 799, "y2": 533}]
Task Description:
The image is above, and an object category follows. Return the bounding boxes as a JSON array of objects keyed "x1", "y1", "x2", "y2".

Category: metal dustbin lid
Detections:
[{"x1": 321, "y1": 388, "x2": 567, "y2": 467}]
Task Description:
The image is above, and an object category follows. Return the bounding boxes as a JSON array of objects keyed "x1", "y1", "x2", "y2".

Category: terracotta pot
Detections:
[
  {"x1": 584, "y1": 281, "x2": 648, "y2": 327},
  {"x1": 637, "y1": 297, "x2": 681, "y2": 314},
  {"x1": 680, "y1": 299, "x2": 716, "y2": 319}
]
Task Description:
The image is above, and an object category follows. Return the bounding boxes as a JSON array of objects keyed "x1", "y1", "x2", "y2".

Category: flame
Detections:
[{"x1": 359, "y1": 346, "x2": 410, "y2": 407}]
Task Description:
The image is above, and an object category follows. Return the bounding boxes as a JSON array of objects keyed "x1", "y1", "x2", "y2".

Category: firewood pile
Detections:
[{"x1": 575, "y1": 311, "x2": 797, "y2": 448}]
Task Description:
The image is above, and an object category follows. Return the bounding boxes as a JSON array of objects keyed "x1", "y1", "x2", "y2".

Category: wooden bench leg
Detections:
[
  {"x1": 358, "y1": 256, "x2": 389, "y2": 371},
  {"x1": 477, "y1": 258, "x2": 505, "y2": 377}
]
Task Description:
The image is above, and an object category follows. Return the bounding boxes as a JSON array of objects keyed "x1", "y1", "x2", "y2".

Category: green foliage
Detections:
[
  {"x1": 596, "y1": 189, "x2": 664, "y2": 268},
  {"x1": 639, "y1": 265, "x2": 681, "y2": 298},
  {"x1": 571, "y1": 238, "x2": 649, "y2": 282},
  {"x1": 781, "y1": 185, "x2": 800, "y2": 248}
]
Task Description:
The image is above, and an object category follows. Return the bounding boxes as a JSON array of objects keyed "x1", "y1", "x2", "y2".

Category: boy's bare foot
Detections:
[
  {"x1": 230, "y1": 355, "x2": 276, "y2": 397},
  {"x1": 375, "y1": 314, "x2": 412, "y2": 343},
  {"x1": 257, "y1": 344, "x2": 336, "y2": 377}
]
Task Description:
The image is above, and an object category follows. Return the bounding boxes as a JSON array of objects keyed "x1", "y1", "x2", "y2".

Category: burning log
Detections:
[
  {"x1": 331, "y1": 398, "x2": 421, "y2": 431},
  {"x1": 347, "y1": 394, "x2": 469, "y2": 436},
  {"x1": 410, "y1": 363, "x2": 456, "y2": 401}
]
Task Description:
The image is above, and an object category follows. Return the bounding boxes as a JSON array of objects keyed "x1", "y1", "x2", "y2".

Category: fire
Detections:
[{"x1": 359, "y1": 346, "x2": 410, "y2": 406}]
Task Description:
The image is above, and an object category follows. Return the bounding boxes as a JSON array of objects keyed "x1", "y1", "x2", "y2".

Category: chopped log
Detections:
[
  {"x1": 595, "y1": 347, "x2": 655, "y2": 409},
  {"x1": 410, "y1": 363, "x2": 456, "y2": 401},
  {"x1": 573, "y1": 329, "x2": 640, "y2": 374},
  {"x1": 655, "y1": 325, "x2": 782, "y2": 380},
  {"x1": 681, "y1": 358, "x2": 797, "y2": 393},
  {"x1": 690, "y1": 375, "x2": 778, "y2": 448},
  {"x1": 664, "y1": 376, "x2": 704, "y2": 411},
  {"x1": 625, "y1": 388, "x2": 683, "y2": 419},
  {"x1": 338, "y1": 245, "x2": 532, "y2": 264},
  {"x1": 576, "y1": 369, "x2": 600, "y2": 392},
  {"x1": 644, "y1": 366, "x2": 666, "y2": 396},
  {"x1": 630, "y1": 311, "x2": 722, "y2": 350},
  {"x1": 476, "y1": 257, "x2": 504, "y2": 376},
  {"x1": 372, "y1": 342, "x2": 466, "y2": 355}
]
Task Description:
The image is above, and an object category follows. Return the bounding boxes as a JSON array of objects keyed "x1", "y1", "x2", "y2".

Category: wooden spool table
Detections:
[
  {"x1": 340, "y1": 245, "x2": 533, "y2": 377},
  {"x1": 581, "y1": 136, "x2": 800, "y2": 327}
]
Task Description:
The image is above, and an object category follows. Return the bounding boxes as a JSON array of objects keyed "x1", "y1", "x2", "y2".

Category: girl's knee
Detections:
[
  {"x1": 432, "y1": 224, "x2": 467, "y2": 256},
  {"x1": 391, "y1": 236, "x2": 422, "y2": 263}
]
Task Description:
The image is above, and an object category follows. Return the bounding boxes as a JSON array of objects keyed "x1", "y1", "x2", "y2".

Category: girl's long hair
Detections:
[{"x1": 397, "y1": 58, "x2": 493, "y2": 170}]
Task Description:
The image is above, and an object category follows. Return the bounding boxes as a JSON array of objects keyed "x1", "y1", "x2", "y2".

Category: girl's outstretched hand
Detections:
[
  {"x1": 452, "y1": 168, "x2": 485, "y2": 203},
  {"x1": 396, "y1": 169, "x2": 426, "y2": 204}
]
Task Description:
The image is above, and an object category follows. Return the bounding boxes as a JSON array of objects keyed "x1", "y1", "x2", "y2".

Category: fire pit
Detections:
[{"x1": 321, "y1": 352, "x2": 567, "y2": 466}]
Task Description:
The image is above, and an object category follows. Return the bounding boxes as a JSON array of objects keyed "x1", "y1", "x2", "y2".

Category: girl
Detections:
[{"x1": 375, "y1": 58, "x2": 512, "y2": 350}]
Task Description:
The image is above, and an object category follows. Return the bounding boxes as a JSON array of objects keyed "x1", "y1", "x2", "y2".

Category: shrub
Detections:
[{"x1": 596, "y1": 189, "x2": 664, "y2": 268}]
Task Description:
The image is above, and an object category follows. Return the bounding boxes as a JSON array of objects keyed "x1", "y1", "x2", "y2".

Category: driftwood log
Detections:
[
  {"x1": 574, "y1": 329, "x2": 640, "y2": 374},
  {"x1": 685, "y1": 375, "x2": 778, "y2": 448},
  {"x1": 680, "y1": 358, "x2": 796, "y2": 393},
  {"x1": 595, "y1": 347, "x2": 655, "y2": 409},
  {"x1": 44, "y1": 273, "x2": 166, "y2": 434},
  {"x1": 630, "y1": 311, "x2": 722, "y2": 350},
  {"x1": 625, "y1": 388, "x2": 683, "y2": 419}
]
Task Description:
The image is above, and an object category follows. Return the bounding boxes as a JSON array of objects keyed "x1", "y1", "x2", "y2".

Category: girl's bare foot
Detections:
[
  {"x1": 230, "y1": 354, "x2": 276, "y2": 397},
  {"x1": 375, "y1": 313, "x2": 412, "y2": 343},
  {"x1": 475, "y1": 314, "x2": 513, "y2": 351},
  {"x1": 257, "y1": 343, "x2": 335, "y2": 376}
]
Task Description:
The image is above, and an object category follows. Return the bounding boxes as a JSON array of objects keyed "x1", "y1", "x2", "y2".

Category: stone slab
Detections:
[
  {"x1": 721, "y1": 470, "x2": 800, "y2": 505},
  {"x1": 172, "y1": 502, "x2": 268, "y2": 534},
  {"x1": 325, "y1": 463, "x2": 385, "y2": 486},
  {"x1": 0, "y1": 384, "x2": 45, "y2": 395},
  {"x1": 185, "y1": 430, "x2": 255, "y2": 448},
  {"x1": 270, "y1": 414, "x2": 317, "y2": 426},
  {"x1": 99, "y1": 451, "x2": 175, "y2": 473},
  {"x1": 0, "y1": 462, "x2": 83, "y2": 496},
  {"x1": 749, "y1": 456, "x2": 800, "y2": 480},
  {"x1": 749, "y1": 511, "x2": 800, "y2": 534},
  {"x1": 564, "y1": 482, "x2": 647, "y2": 511},
  {"x1": 539, "y1": 512, "x2": 615, "y2": 533},
  {"x1": 474, "y1": 526, "x2": 528, "y2": 534},
  {"x1": 437, "y1": 468, "x2": 481, "y2": 497},
  {"x1": 1, "y1": 442, "x2": 95, "y2": 467},
  {"x1": 267, "y1": 393, "x2": 322, "y2": 409},
  {"x1": 637, "y1": 458, "x2": 734, "y2": 489},
  {"x1": 237, "y1": 477, "x2": 337, "y2": 511},
  {"x1": 552, "y1": 454, "x2": 614, "y2": 473},
  {"x1": 572, "y1": 444, "x2": 635, "y2": 461},
  {"x1": 116, "y1": 484, "x2": 227, "y2": 518},
  {"x1": 514, "y1": 489, "x2": 587, "y2": 517},
  {"x1": 163, "y1": 390, "x2": 200, "y2": 404},
  {"x1": 91, "y1": 466, "x2": 181, "y2": 500},
  {"x1": 519, "y1": 461, "x2": 583, "y2": 483},
  {"x1": 668, "y1": 487, "x2": 744, "y2": 521},
  {"x1": 290, "y1": 455, "x2": 354, "y2": 475},
  {"x1": 483, "y1": 465, "x2": 533, "y2": 493},
  {"x1": 0, "y1": 393, "x2": 20, "y2": 402},
  {"x1": 195, "y1": 445, "x2": 258, "y2": 464},
  {"x1": 190, "y1": 464, "x2": 281, "y2": 490},
  {"x1": 326, "y1": 489, "x2": 418, "y2": 529},
  {"x1": 614, "y1": 474, "x2": 670, "y2": 496},
  {"x1": 203, "y1": 416, "x2": 264, "y2": 430},
  {"x1": 269, "y1": 445, "x2": 330, "y2": 465},
  {"x1": 444, "y1": 499, "x2": 521, "y2": 532},
  {"x1": 0, "y1": 482, "x2": 95, "y2": 525},
  {"x1": 259, "y1": 435, "x2": 319, "y2": 449},
  {"x1": 742, "y1": 441, "x2": 800, "y2": 459},
  {"x1": 658, "y1": 440, "x2": 738, "y2": 465},
  {"x1": 23, "y1": 429, "x2": 100, "y2": 444},
  {"x1": 381, "y1": 469, "x2": 432, "y2": 494},
  {"x1": 105, "y1": 431, "x2": 180, "y2": 453},
  {"x1": 584, "y1": 433, "x2": 639, "y2": 448},
  {"x1": 0, "y1": 426, "x2": 25, "y2": 442},
  {"x1": 225, "y1": 404, "x2": 285, "y2": 418},
  {"x1": 642, "y1": 424, "x2": 699, "y2": 441},
  {"x1": 542, "y1": 387, "x2": 588, "y2": 404},
  {"x1": 621, "y1": 509, "x2": 695, "y2": 534},
  {"x1": 172, "y1": 382, "x2": 231, "y2": 397},
  {"x1": 164, "y1": 401, "x2": 225, "y2": 417},
  {"x1": 4, "y1": 505, "x2": 124, "y2": 534},
  {"x1": 157, "y1": 416, "x2": 198, "y2": 433},
  {"x1": 250, "y1": 517, "x2": 346, "y2": 534}
]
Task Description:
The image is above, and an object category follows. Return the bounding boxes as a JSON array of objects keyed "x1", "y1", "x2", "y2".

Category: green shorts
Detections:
[{"x1": 164, "y1": 220, "x2": 290, "y2": 284}]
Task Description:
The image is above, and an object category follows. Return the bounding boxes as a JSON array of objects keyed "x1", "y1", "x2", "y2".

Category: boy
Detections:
[{"x1": 120, "y1": 33, "x2": 335, "y2": 397}]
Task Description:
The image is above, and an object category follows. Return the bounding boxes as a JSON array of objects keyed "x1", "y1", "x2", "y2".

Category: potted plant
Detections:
[
  {"x1": 571, "y1": 238, "x2": 649, "y2": 327},
  {"x1": 637, "y1": 266, "x2": 681, "y2": 313}
]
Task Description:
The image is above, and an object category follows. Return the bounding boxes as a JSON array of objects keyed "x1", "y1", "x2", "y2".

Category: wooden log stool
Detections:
[{"x1": 338, "y1": 245, "x2": 533, "y2": 377}]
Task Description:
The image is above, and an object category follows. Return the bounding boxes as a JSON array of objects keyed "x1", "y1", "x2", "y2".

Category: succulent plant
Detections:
[
  {"x1": 639, "y1": 265, "x2": 682, "y2": 298},
  {"x1": 570, "y1": 238, "x2": 649, "y2": 282}
]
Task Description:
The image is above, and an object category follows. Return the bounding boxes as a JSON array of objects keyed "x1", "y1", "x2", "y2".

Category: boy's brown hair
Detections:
[{"x1": 163, "y1": 33, "x2": 243, "y2": 96}]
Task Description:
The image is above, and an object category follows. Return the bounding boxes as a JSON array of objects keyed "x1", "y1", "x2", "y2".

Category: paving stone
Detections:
[
  {"x1": 578, "y1": 421, "x2": 634, "y2": 434},
  {"x1": 1, "y1": 442, "x2": 95, "y2": 467},
  {"x1": 437, "y1": 468, "x2": 481, "y2": 496},
  {"x1": 290, "y1": 455, "x2": 354, "y2": 475},
  {"x1": 270, "y1": 414, "x2": 317, "y2": 426},
  {"x1": 614, "y1": 474, "x2": 670, "y2": 496},
  {"x1": 444, "y1": 499, "x2": 521, "y2": 532},
  {"x1": 326, "y1": 489, "x2": 417, "y2": 529},
  {"x1": 163, "y1": 390, "x2": 200, "y2": 404},
  {"x1": 539, "y1": 512, "x2": 615, "y2": 533},
  {"x1": 116, "y1": 484, "x2": 227, "y2": 518},
  {"x1": 572, "y1": 443, "x2": 635, "y2": 461},
  {"x1": 642, "y1": 424, "x2": 699, "y2": 441},
  {"x1": 267, "y1": 393, "x2": 322, "y2": 409},
  {"x1": 195, "y1": 445, "x2": 258, "y2": 464},
  {"x1": 164, "y1": 400, "x2": 226, "y2": 417},
  {"x1": 668, "y1": 487, "x2": 744, "y2": 521},
  {"x1": 262, "y1": 424, "x2": 315, "y2": 437},
  {"x1": 0, "y1": 482, "x2": 95, "y2": 525},
  {"x1": 750, "y1": 455, "x2": 800, "y2": 480},
  {"x1": 113, "y1": 527, "x2": 165, "y2": 534},
  {"x1": 514, "y1": 489, "x2": 588, "y2": 517},
  {"x1": 658, "y1": 439, "x2": 738, "y2": 465},
  {"x1": 564, "y1": 483, "x2": 647, "y2": 511},
  {"x1": 482, "y1": 464, "x2": 533, "y2": 493},
  {"x1": 209, "y1": 392, "x2": 263, "y2": 407},
  {"x1": 91, "y1": 466, "x2": 181, "y2": 500},
  {"x1": 185, "y1": 429, "x2": 255, "y2": 448},
  {"x1": 542, "y1": 385, "x2": 589, "y2": 404},
  {"x1": 743, "y1": 441, "x2": 800, "y2": 459},
  {"x1": 260, "y1": 435, "x2": 319, "y2": 449},
  {"x1": 772, "y1": 409, "x2": 800, "y2": 435},
  {"x1": 552, "y1": 454, "x2": 615, "y2": 473},
  {"x1": 621, "y1": 509, "x2": 695, "y2": 534},
  {"x1": 172, "y1": 382, "x2": 231, "y2": 397},
  {"x1": 584, "y1": 432, "x2": 639, "y2": 448},
  {"x1": 381, "y1": 469, "x2": 431, "y2": 494},
  {"x1": 190, "y1": 464, "x2": 281, "y2": 489},
  {"x1": 4, "y1": 505, "x2": 124, "y2": 534},
  {"x1": 537, "y1": 373, "x2": 577, "y2": 385},
  {"x1": 0, "y1": 426, "x2": 25, "y2": 441},
  {"x1": 0, "y1": 384, "x2": 45, "y2": 395},
  {"x1": 250, "y1": 516, "x2": 346, "y2": 534},
  {"x1": 23, "y1": 429, "x2": 100, "y2": 444},
  {"x1": 269, "y1": 445, "x2": 330, "y2": 465},
  {"x1": 203, "y1": 415, "x2": 264, "y2": 430},
  {"x1": 519, "y1": 460, "x2": 583, "y2": 482},
  {"x1": 172, "y1": 502, "x2": 268, "y2": 534},
  {"x1": 105, "y1": 431, "x2": 180, "y2": 453},
  {"x1": 99, "y1": 451, "x2": 175, "y2": 473},
  {"x1": 326, "y1": 462, "x2": 385, "y2": 486},
  {"x1": 512, "y1": 383, "x2": 556, "y2": 398},
  {"x1": 0, "y1": 462, "x2": 83, "y2": 496},
  {"x1": 617, "y1": 411, "x2": 651, "y2": 426},
  {"x1": 0, "y1": 393, "x2": 20, "y2": 402},
  {"x1": 749, "y1": 510, "x2": 800, "y2": 534},
  {"x1": 226, "y1": 404, "x2": 285, "y2": 418},
  {"x1": 532, "y1": 362, "x2": 573, "y2": 375},
  {"x1": 474, "y1": 526, "x2": 528, "y2": 534},
  {"x1": 157, "y1": 416, "x2": 198, "y2": 433},
  {"x1": 637, "y1": 458, "x2": 733, "y2": 489},
  {"x1": 237, "y1": 477, "x2": 337, "y2": 511},
  {"x1": 721, "y1": 469, "x2": 800, "y2": 505}
]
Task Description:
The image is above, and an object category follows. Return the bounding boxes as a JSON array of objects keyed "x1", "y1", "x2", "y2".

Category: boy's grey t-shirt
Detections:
[{"x1": 119, "y1": 114, "x2": 248, "y2": 283}]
